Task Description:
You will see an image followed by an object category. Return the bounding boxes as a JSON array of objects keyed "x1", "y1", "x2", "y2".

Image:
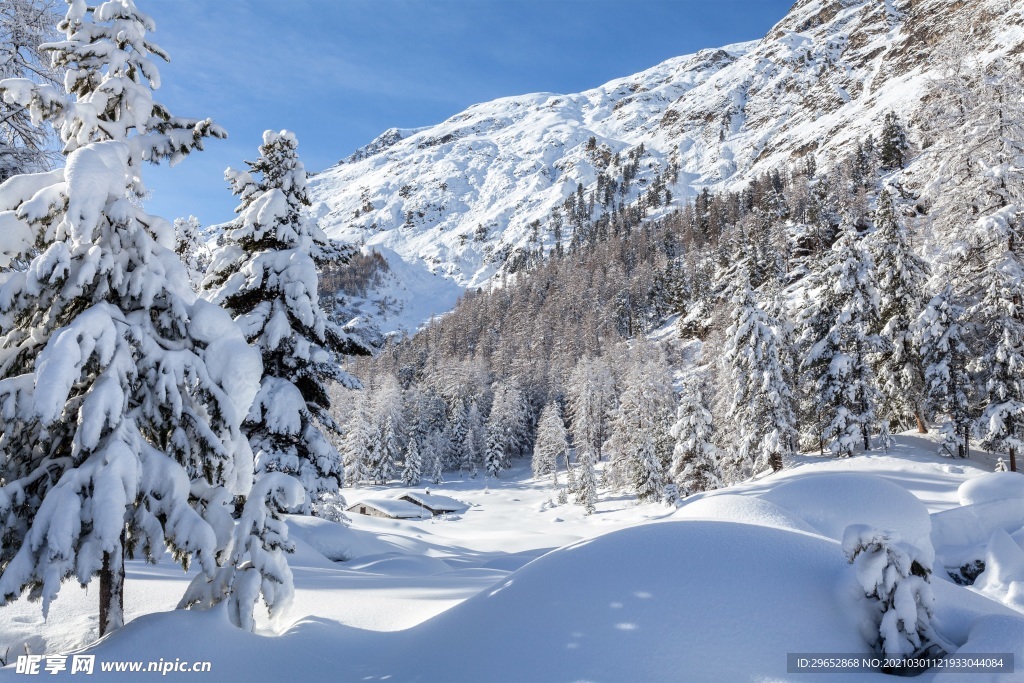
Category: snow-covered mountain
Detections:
[{"x1": 308, "y1": 0, "x2": 1024, "y2": 331}]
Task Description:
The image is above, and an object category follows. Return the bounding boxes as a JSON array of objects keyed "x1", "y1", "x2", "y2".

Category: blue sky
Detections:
[{"x1": 144, "y1": 0, "x2": 795, "y2": 228}]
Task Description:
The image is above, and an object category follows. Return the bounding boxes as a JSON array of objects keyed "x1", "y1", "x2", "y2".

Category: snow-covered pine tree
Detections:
[
  {"x1": 605, "y1": 348, "x2": 673, "y2": 502},
  {"x1": 174, "y1": 215, "x2": 210, "y2": 289},
  {"x1": 424, "y1": 431, "x2": 445, "y2": 485},
  {"x1": 368, "y1": 375, "x2": 404, "y2": 485},
  {"x1": 0, "y1": 0, "x2": 62, "y2": 181},
  {"x1": 799, "y1": 220, "x2": 883, "y2": 456},
  {"x1": 843, "y1": 525, "x2": 944, "y2": 664},
  {"x1": 916, "y1": 286, "x2": 973, "y2": 457},
  {"x1": 669, "y1": 380, "x2": 722, "y2": 496},
  {"x1": 342, "y1": 391, "x2": 373, "y2": 487},
  {"x1": 723, "y1": 278, "x2": 796, "y2": 478},
  {"x1": 463, "y1": 400, "x2": 486, "y2": 477},
  {"x1": 566, "y1": 356, "x2": 616, "y2": 462},
  {"x1": 179, "y1": 472, "x2": 304, "y2": 632},
  {"x1": 203, "y1": 130, "x2": 369, "y2": 508},
  {"x1": 976, "y1": 251, "x2": 1024, "y2": 472},
  {"x1": 0, "y1": 0, "x2": 258, "y2": 636},
  {"x1": 870, "y1": 189, "x2": 930, "y2": 433},
  {"x1": 401, "y1": 437, "x2": 422, "y2": 486},
  {"x1": 878, "y1": 112, "x2": 908, "y2": 171},
  {"x1": 532, "y1": 402, "x2": 568, "y2": 488},
  {"x1": 485, "y1": 378, "x2": 529, "y2": 475},
  {"x1": 573, "y1": 448, "x2": 598, "y2": 514}
]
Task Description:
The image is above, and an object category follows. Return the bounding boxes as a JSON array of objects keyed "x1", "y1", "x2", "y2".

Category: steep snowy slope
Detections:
[{"x1": 308, "y1": 0, "x2": 1024, "y2": 326}]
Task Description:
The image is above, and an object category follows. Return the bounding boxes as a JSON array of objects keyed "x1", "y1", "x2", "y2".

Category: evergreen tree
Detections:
[
  {"x1": 976, "y1": 269, "x2": 1024, "y2": 472},
  {"x1": 532, "y1": 402, "x2": 568, "y2": 488},
  {"x1": 204, "y1": 130, "x2": 368, "y2": 508},
  {"x1": 843, "y1": 524, "x2": 944, "y2": 662},
  {"x1": 574, "y1": 448, "x2": 598, "y2": 514},
  {"x1": 401, "y1": 437, "x2": 422, "y2": 486},
  {"x1": 878, "y1": 112, "x2": 908, "y2": 171},
  {"x1": 916, "y1": 286, "x2": 972, "y2": 457},
  {"x1": 799, "y1": 221, "x2": 883, "y2": 456},
  {"x1": 179, "y1": 473, "x2": 304, "y2": 632},
  {"x1": 425, "y1": 431, "x2": 445, "y2": 485},
  {"x1": 485, "y1": 379, "x2": 529, "y2": 475},
  {"x1": 463, "y1": 400, "x2": 485, "y2": 477},
  {"x1": 606, "y1": 349, "x2": 673, "y2": 502},
  {"x1": 342, "y1": 392, "x2": 373, "y2": 486},
  {"x1": 566, "y1": 356, "x2": 616, "y2": 462},
  {"x1": 723, "y1": 279, "x2": 796, "y2": 477},
  {"x1": 0, "y1": 0, "x2": 62, "y2": 181},
  {"x1": 174, "y1": 215, "x2": 210, "y2": 289},
  {"x1": 368, "y1": 375, "x2": 404, "y2": 485},
  {"x1": 870, "y1": 189, "x2": 929, "y2": 432},
  {"x1": 0, "y1": 0, "x2": 253, "y2": 636},
  {"x1": 669, "y1": 380, "x2": 722, "y2": 495}
]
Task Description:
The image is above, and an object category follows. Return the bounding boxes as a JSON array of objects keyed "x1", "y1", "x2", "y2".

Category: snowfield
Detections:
[{"x1": 3, "y1": 435, "x2": 1024, "y2": 682}]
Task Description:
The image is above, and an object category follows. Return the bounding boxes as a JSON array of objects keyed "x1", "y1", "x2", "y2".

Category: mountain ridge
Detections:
[{"x1": 308, "y1": 0, "x2": 1024, "y2": 333}]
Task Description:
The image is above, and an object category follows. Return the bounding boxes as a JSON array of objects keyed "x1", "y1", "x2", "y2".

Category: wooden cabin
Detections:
[
  {"x1": 346, "y1": 498, "x2": 431, "y2": 520},
  {"x1": 398, "y1": 491, "x2": 469, "y2": 516}
]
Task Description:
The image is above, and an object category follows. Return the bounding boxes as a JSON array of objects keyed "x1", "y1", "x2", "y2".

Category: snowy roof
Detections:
[
  {"x1": 399, "y1": 492, "x2": 469, "y2": 513},
  {"x1": 346, "y1": 498, "x2": 430, "y2": 519}
]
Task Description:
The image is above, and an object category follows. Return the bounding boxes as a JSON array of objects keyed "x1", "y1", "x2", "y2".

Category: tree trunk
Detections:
[
  {"x1": 99, "y1": 528, "x2": 126, "y2": 637},
  {"x1": 963, "y1": 424, "x2": 970, "y2": 459},
  {"x1": 915, "y1": 412, "x2": 928, "y2": 434},
  {"x1": 1011, "y1": 446, "x2": 1018, "y2": 473}
]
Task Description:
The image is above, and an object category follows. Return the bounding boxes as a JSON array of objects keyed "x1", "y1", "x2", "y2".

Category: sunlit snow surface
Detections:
[{"x1": 3, "y1": 434, "x2": 1024, "y2": 681}]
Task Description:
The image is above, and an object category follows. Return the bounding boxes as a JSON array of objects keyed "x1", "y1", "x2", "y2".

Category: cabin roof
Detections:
[
  {"x1": 346, "y1": 498, "x2": 430, "y2": 519},
  {"x1": 400, "y1": 491, "x2": 469, "y2": 513}
]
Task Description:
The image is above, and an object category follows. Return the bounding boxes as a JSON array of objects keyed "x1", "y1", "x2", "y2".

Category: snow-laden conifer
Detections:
[
  {"x1": 0, "y1": 0, "x2": 255, "y2": 636},
  {"x1": 485, "y1": 379, "x2": 529, "y2": 476},
  {"x1": 723, "y1": 278, "x2": 796, "y2": 477},
  {"x1": 670, "y1": 380, "x2": 722, "y2": 495},
  {"x1": 799, "y1": 220, "x2": 882, "y2": 456},
  {"x1": 870, "y1": 190, "x2": 929, "y2": 433},
  {"x1": 878, "y1": 112, "x2": 908, "y2": 171},
  {"x1": 532, "y1": 402, "x2": 568, "y2": 487},
  {"x1": 342, "y1": 392, "x2": 373, "y2": 487},
  {"x1": 179, "y1": 473, "x2": 304, "y2": 632},
  {"x1": 567, "y1": 356, "x2": 616, "y2": 462},
  {"x1": 174, "y1": 215, "x2": 210, "y2": 289},
  {"x1": 976, "y1": 249, "x2": 1024, "y2": 471},
  {"x1": 401, "y1": 437, "x2": 422, "y2": 486},
  {"x1": 368, "y1": 375, "x2": 404, "y2": 485},
  {"x1": 916, "y1": 286, "x2": 972, "y2": 457},
  {"x1": 843, "y1": 525, "x2": 945, "y2": 663},
  {"x1": 204, "y1": 130, "x2": 369, "y2": 508},
  {"x1": 605, "y1": 349, "x2": 673, "y2": 502},
  {"x1": 573, "y1": 448, "x2": 598, "y2": 514}
]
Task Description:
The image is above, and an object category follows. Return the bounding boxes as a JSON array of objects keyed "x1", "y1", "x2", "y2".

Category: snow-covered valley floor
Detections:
[{"x1": 3, "y1": 434, "x2": 1024, "y2": 682}]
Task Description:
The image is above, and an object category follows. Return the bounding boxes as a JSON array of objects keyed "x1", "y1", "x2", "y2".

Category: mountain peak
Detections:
[{"x1": 308, "y1": 0, "x2": 1024, "y2": 333}]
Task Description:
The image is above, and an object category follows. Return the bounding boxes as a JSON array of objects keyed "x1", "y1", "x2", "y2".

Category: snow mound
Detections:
[
  {"x1": 760, "y1": 474, "x2": 933, "y2": 562},
  {"x1": 673, "y1": 493, "x2": 821, "y2": 535},
  {"x1": 345, "y1": 553, "x2": 454, "y2": 577},
  {"x1": 958, "y1": 472, "x2": 1024, "y2": 507},
  {"x1": 285, "y1": 515, "x2": 398, "y2": 563},
  {"x1": 931, "y1": 498, "x2": 1024, "y2": 552},
  {"x1": 393, "y1": 521, "x2": 869, "y2": 682},
  {"x1": 973, "y1": 530, "x2": 1024, "y2": 614}
]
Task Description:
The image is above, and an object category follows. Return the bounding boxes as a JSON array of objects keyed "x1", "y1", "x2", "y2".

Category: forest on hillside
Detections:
[{"x1": 334, "y1": 57, "x2": 1024, "y2": 511}]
